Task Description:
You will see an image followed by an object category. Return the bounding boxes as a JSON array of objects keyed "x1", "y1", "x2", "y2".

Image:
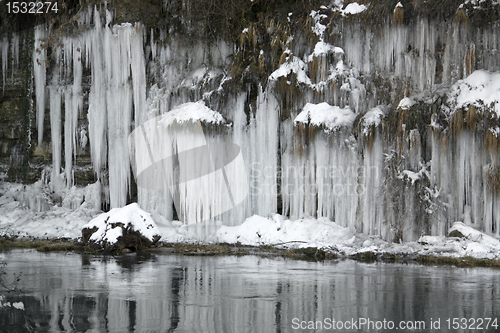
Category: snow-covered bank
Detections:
[
  {"x1": 2, "y1": 181, "x2": 500, "y2": 261},
  {"x1": 0, "y1": 182, "x2": 99, "y2": 239}
]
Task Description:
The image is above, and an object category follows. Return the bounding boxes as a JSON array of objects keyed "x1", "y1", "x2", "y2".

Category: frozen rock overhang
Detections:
[
  {"x1": 294, "y1": 102, "x2": 356, "y2": 132},
  {"x1": 158, "y1": 101, "x2": 226, "y2": 127},
  {"x1": 82, "y1": 203, "x2": 161, "y2": 250},
  {"x1": 360, "y1": 106, "x2": 385, "y2": 135},
  {"x1": 447, "y1": 70, "x2": 500, "y2": 116}
]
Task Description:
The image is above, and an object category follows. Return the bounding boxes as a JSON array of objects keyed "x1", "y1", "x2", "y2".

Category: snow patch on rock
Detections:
[
  {"x1": 82, "y1": 203, "x2": 161, "y2": 247},
  {"x1": 447, "y1": 70, "x2": 500, "y2": 116},
  {"x1": 159, "y1": 101, "x2": 225, "y2": 126},
  {"x1": 294, "y1": 102, "x2": 356, "y2": 131}
]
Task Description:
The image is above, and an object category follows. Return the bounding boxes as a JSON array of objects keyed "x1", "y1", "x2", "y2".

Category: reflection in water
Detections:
[{"x1": 1, "y1": 250, "x2": 500, "y2": 332}]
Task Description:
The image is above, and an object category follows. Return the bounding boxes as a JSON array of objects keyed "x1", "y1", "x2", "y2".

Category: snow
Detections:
[
  {"x1": 158, "y1": 100, "x2": 225, "y2": 126},
  {"x1": 0, "y1": 295, "x2": 24, "y2": 310},
  {"x1": 397, "y1": 97, "x2": 415, "y2": 110},
  {"x1": 343, "y1": 3, "x2": 368, "y2": 16},
  {"x1": 12, "y1": 302, "x2": 25, "y2": 310},
  {"x1": 332, "y1": 2, "x2": 368, "y2": 16},
  {"x1": 216, "y1": 214, "x2": 355, "y2": 247},
  {"x1": 82, "y1": 203, "x2": 161, "y2": 245},
  {"x1": 398, "y1": 163, "x2": 430, "y2": 185},
  {"x1": 447, "y1": 70, "x2": 500, "y2": 116},
  {"x1": 449, "y1": 222, "x2": 500, "y2": 249},
  {"x1": 2, "y1": 179, "x2": 500, "y2": 260},
  {"x1": 489, "y1": 126, "x2": 500, "y2": 137},
  {"x1": 399, "y1": 170, "x2": 421, "y2": 184},
  {"x1": 269, "y1": 55, "x2": 312, "y2": 85},
  {"x1": 309, "y1": 10, "x2": 327, "y2": 37},
  {"x1": 361, "y1": 106, "x2": 384, "y2": 135},
  {"x1": 0, "y1": 182, "x2": 101, "y2": 239},
  {"x1": 294, "y1": 102, "x2": 356, "y2": 131},
  {"x1": 307, "y1": 41, "x2": 344, "y2": 62},
  {"x1": 461, "y1": 0, "x2": 500, "y2": 8}
]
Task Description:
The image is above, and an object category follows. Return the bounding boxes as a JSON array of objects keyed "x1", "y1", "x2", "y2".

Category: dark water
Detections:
[{"x1": 1, "y1": 250, "x2": 499, "y2": 332}]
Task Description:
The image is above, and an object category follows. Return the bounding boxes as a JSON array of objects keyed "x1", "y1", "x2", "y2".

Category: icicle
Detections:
[
  {"x1": 1, "y1": 37, "x2": 8, "y2": 92},
  {"x1": 150, "y1": 28, "x2": 156, "y2": 61},
  {"x1": 107, "y1": 84, "x2": 132, "y2": 207},
  {"x1": 64, "y1": 89, "x2": 76, "y2": 187},
  {"x1": 49, "y1": 87, "x2": 62, "y2": 179},
  {"x1": 33, "y1": 25, "x2": 48, "y2": 146},
  {"x1": 231, "y1": 87, "x2": 279, "y2": 218},
  {"x1": 131, "y1": 23, "x2": 147, "y2": 127},
  {"x1": 11, "y1": 32, "x2": 19, "y2": 72},
  {"x1": 87, "y1": 8, "x2": 108, "y2": 177},
  {"x1": 105, "y1": 23, "x2": 135, "y2": 208}
]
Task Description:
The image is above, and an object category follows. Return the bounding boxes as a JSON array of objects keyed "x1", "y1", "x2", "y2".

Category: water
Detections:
[{"x1": 1, "y1": 250, "x2": 499, "y2": 332}]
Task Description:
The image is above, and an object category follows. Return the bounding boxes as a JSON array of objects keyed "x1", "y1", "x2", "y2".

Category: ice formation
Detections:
[{"x1": 1, "y1": 1, "x2": 500, "y2": 247}]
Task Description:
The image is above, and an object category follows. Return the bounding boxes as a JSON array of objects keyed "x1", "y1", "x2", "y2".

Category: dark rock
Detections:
[{"x1": 448, "y1": 229, "x2": 466, "y2": 238}]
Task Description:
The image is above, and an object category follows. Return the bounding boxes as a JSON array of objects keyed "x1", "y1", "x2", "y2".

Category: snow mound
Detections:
[
  {"x1": 82, "y1": 203, "x2": 161, "y2": 249},
  {"x1": 408, "y1": 222, "x2": 500, "y2": 259},
  {"x1": 159, "y1": 101, "x2": 225, "y2": 126},
  {"x1": 447, "y1": 70, "x2": 500, "y2": 116},
  {"x1": 342, "y1": 2, "x2": 367, "y2": 16},
  {"x1": 294, "y1": 102, "x2": 356, "y2": 131},
  {"x1": 449, "y1": 222, "x2": 500, "y2": 250},
  {"x1": 215, "y1": 214, "x2": 355, "y2": 247}
]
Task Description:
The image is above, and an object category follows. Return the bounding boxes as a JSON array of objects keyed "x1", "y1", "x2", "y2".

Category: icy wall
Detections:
[{"x1": 2, "y1": 0, "x2": 500, "y2": 241}]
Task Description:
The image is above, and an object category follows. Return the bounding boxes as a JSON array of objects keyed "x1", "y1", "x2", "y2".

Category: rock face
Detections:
[
  {"x1": 2, "y1": 0, "x2": 500, "y2": 242},
  {"x1": 81, "y1": 203, "x2": 161, "y2": 251}
]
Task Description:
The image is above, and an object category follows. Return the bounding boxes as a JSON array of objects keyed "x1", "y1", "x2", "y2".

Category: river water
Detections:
[{"x1": 0, "y1": 249, "x2": 499, "y2": 332}]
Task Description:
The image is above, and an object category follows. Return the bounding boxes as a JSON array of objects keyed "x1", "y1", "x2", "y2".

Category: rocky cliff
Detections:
[{"x1": 1, "y1": 0, "x2": 500, "y2": 242}]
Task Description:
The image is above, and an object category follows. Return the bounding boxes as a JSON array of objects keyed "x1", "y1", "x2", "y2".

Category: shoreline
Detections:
[{"x1": 2, "y1": 236, "x2": 500, "y2": 269}]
